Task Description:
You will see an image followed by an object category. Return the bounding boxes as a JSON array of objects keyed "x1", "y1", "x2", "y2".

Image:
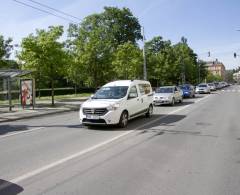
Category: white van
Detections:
[{"x1": 79, "y1": 80, "x2": 154, "y2": 128}]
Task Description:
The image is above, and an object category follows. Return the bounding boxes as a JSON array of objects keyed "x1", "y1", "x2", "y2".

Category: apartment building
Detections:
[{"x1": 206, "y1": 59, "x2": 226, "y2": 79}]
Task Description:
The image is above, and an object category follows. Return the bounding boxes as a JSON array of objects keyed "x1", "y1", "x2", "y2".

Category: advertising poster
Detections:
[{"x1": 20, "y1": 79, "x2": 35, "y2": 108}]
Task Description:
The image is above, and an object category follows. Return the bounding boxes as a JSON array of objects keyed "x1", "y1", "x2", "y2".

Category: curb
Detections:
[{"x1": 0, "y1": 106, "x2": 79, "y2": 123}]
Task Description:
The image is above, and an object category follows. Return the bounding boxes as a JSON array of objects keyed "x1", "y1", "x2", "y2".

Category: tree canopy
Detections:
[
  {"x1": 0, "y1": 35, "x2": 17, "y2": 69},
  {"x1": 13, "y1": 6, "x2": 221, "y2": 97},
  {"x1": 67, "y1": 6, "x2": 142, "y2": 87},
  {"x1": 18, "y1": 26, "x2": 67, "y2": 105}
]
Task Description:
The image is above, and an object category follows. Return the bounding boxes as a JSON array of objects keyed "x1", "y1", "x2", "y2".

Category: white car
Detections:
[
  {"x1": 153, "y1": 86, "x2": 183, "y2": 106},
  {"x1": 208, "y1": 83, "x2": 216, "y2": 91},
  {"x1": 79, "y1": 80, "x2": 154, "y2": 128},
  {"x1": 195, "y1": 83, "x2": 211, "y2": 94}
]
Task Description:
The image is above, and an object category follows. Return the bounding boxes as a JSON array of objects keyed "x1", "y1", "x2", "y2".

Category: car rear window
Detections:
[
  {"x1": 199, "y1": 84, "x2": 207, "y2": 87},
  {"x1": 156, "y1": 87, "x2": 174, "y2": 93}
]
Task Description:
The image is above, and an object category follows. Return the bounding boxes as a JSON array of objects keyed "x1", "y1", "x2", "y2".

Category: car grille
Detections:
[
  {"x1": 83, "y1": 108, "x2": 108, "y2": 116},
  {"x1": 82, "y1": 119, "x2": 106, "y2": 124}
]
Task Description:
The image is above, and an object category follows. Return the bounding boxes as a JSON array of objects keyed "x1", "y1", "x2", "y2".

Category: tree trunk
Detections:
[{"x1": 51, "y1": 79, "x2": 54, "y2": 106}]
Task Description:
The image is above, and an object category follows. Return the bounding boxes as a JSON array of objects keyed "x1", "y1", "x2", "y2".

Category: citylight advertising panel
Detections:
[{"x1": 20, "y1": 79, "x2": 35, "y2": 107}]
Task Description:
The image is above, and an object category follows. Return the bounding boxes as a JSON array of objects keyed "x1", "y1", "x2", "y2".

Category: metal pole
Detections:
[
  {"x1": 181, "y1": 57, "x2": 185, "y2": 84},
  {"x1": 142, "y1": 27, "x2": 147, "y2": 80},
  {"x1": 7, "y1": 78, "x2": 12, "y2": 111},
  {"x1": 198, "y1": 59, "x2": 200, "y2": 83}
]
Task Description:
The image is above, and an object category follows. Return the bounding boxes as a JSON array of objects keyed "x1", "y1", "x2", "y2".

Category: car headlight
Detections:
[{"x1": 107, "y1": 103, "x2": 120, "y2": 111}]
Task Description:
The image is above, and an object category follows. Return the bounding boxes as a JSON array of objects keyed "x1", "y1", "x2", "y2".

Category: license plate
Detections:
[{"x1": 86, "y1": 115, "x2": 100, "y2": 120}]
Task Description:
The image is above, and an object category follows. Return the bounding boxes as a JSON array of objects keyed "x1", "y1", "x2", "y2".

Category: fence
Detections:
[{"x1": 0, "y1": 80, "x2": 95, "y2": 107}]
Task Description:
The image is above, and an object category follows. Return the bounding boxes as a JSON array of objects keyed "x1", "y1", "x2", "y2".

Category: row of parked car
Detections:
[
  {"x1": 195, "y1": 81, "x2": 229, "y2": 94},
  {"x1": 79, "y1": 80, "x2": 229, "y2": 128},
  {"x1": 153, "y1": 81, "x2": 230, "y2": 106}
]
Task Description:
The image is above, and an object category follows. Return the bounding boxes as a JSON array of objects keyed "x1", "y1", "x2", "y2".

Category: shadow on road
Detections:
[
  {"x1": 85, "y1": 114, "x2": 186, "y2": 132},
  {"x1": 0, "y1": 125, "x2": 29, "y2": 136},
  {"x1": 0, "y1": 113, "x2": 187, "y2": 134},
  {"x1": 138, "y1": 114, "x2": 186, "y2": 130},
  {"x1": 0, "y1": 179, "x2": 23, "y2": 195},
  {"x1": 154, "y1": 101, "x2": 194, "y2": 108}
]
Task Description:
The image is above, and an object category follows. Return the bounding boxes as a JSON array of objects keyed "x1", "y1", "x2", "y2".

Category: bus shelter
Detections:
[{"x1": 0, "y1": 69, "x2": 33, "y2": 111}]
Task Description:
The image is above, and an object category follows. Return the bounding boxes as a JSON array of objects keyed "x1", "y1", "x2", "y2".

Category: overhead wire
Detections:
[
  {"x1": 12, "y1": 0, "x2": 79, "y2": 24},
  {"x1": 26, "y1": 0, "x2": 82, "y2": 22}
]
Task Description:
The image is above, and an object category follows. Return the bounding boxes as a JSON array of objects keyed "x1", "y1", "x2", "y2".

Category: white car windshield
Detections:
[
  {"x1": 92, "y1": 86, "x2": 128, "y2": 99},
  {"x1": 156, "y1": 87, "x2": 174, "y2": 93}
]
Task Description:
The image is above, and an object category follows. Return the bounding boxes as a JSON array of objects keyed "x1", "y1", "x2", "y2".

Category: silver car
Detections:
[
  {"x1": 208, "y1": 83, "x2": 216, "y2": 91},
  {"x1": 195, "y1": 83, "x2": 211, "y2": 94},
  {"x1": 153, "y1": 86, "x2": 183, "y2": 106}
]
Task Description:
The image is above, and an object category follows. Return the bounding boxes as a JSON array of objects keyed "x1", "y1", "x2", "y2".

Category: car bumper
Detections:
[
  {"x1": 183, "y1": 92, "x2": 191, "y2": 97},
  {"x1": 196, "y1": 90, "x2": 208, "y2": 93},
  {"x1": 153, "y1": 100, "x2": 171, "y2": 105},
  {"x1": 79, "y1": 109, "x2": 121, "y2": 125}
]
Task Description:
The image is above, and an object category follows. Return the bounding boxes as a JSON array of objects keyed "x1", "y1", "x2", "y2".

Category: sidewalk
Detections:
[{"x1": 0, "y1": 97, "x2": 89, "y2": 123}]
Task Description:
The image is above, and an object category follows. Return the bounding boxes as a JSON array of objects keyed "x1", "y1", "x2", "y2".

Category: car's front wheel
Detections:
[
  {"x1": 119, "y1": 111, "x2": 128, "y2": 128},
  {"x1": 146, "y1": 104, "x2": 153, "y2": 118},
  {"x1": 179, "y1": 97, "x2": 183, "y2": 103}
]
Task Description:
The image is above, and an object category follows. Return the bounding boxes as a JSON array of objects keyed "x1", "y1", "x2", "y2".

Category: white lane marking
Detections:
[
  {"x1": 194, "y1": 95, "x2": 211, "y2": 103},
  {"x1": 0, "y1": 127, "x2": 45, "y2": 139},
  {"x1": 10, "y1": 130, "x2": 133, "y2": 184},
  {"x1": 4, "y1": 95, "x2": 211, "y2": 186}
]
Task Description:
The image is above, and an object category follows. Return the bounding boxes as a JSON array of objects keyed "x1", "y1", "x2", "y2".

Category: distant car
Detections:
[
  {"x1": 207, "y1": 83, "x2": 216, "y2": 91},
  {"x1": 195, "y1": 83, "x2": 211, "y2": 94},
  {"x1": 180, "y1": 84, "x2": 195, "y2": 98},
  {"x1": 153, "y1": 86, "x2": 183, "y2": 106},
  {"x1": 214, "y1": 82, "x2": 221, "y2": 90},
  {"x1": 220, "y1": 81, "x2": 228, "y2": 88}
]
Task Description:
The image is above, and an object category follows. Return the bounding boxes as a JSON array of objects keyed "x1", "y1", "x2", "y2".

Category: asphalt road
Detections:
[{"x1": 1, "y1": 85, "x2": 240, "y2": 195}]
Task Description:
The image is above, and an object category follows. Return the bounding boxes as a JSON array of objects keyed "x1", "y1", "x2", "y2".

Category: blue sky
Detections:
[{"x1": 1, "y1": 0, "x2": 240, "y2": 69}]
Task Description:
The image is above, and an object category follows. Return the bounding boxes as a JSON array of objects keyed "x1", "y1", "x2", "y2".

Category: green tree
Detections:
[
  {"x1": 145, "y1": 36, "x2": 200, "y2": 86},
  {"x1": 0, "y1": 35, "x2": 14, "y2": 68},
  {"x1": 197, "y1": 60, "x2": 208, "y2": 83},
  {"x1": 206, "y1": 71, "x2": 222, "y2": 82},
  {"x1": 225, "y1": 69, "x2": 234, "y2": 83},
  {"x1": 112, "y1": 42, "x2": 142, "y2": 79},
  {"x1": 18, "y1": 26, "x2": 67, "y2": 106},
  {"x1": 145, "y1": 36, "x2": 178, "y2": 86},
  {"x1": 173, "y1": 38, "x2": 198, "y2": 84},
  {"x1": 67, "y1": 7, "x2": 142, "y2": 87}
]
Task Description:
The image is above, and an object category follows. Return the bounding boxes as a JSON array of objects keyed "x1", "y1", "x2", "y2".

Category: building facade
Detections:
[{"x1": 206, "y1": 59, "x2": 226, "y2": 79}]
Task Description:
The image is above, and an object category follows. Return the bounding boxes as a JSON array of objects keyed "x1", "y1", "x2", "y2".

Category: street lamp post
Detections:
[
  {"x1": 197, "y1": 51, "x2": 211, "y2": 84},
  {"x1": 142, "y1": 26, "x2": 147, "y2": 80},
  {"x1": 198, "y1": 59, "x2": 200, "y2": 84},
  {"x1": 7, "y1": 78, "x2": 12, "y2": 111}
]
